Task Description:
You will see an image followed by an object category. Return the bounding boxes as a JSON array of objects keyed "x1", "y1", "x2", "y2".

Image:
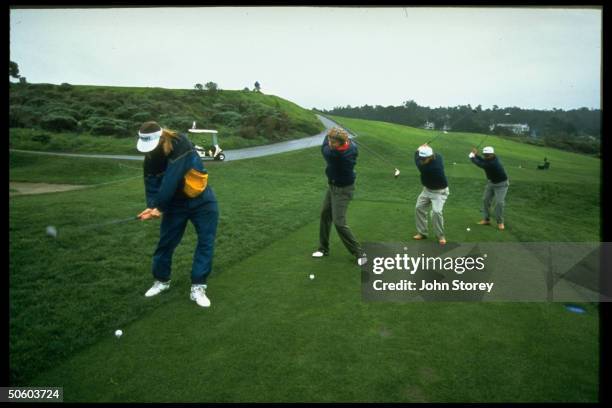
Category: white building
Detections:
[
  {"x1": 423, "y1": 121, "x2": 435, "y2": 130},
  {"x1": 492, "y1": 123, "x2": 530, "y2": 134}
]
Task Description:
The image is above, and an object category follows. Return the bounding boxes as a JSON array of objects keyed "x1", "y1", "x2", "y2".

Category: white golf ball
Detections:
[
  {"x1": 46, "y1": 226, "x2": 57, "y2": 238},
  {"x1": 115, "y1": 329, "x2": 123, "y2": 338},
  {"x1": 309, "y1": 274, "x2": 315, "y2": 280},
  {"x1": 466, "y1": 227, "x2": 471, "y2": 232}
]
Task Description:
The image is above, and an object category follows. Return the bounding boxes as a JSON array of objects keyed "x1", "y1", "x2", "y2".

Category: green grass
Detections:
[
  {"x1": 9, "y1": 151, "x2": 141, "y2": 184},
  {"x1": 9, "y1": 116, "x2": 600, "y2": 401}
]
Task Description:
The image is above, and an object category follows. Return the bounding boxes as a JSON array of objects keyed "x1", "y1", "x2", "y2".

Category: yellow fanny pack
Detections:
[{"x1": 183, "y1": 168, "x2": 208, "y2": 198}]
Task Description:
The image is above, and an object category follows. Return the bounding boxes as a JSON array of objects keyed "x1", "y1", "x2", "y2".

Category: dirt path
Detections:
[{"x1": 10, "y1": 182, "x2": 87, "y2": 196}]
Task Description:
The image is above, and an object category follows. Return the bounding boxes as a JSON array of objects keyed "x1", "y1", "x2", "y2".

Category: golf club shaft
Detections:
[
  {"x1": 340, "y1": 125, "x2": 399, "y2": 169},
  {"x1": 476, "y1": 134, "x2": 490, "y2": 149},
  {"x1": 427, "y1": 133, "x2": 442, "y2": 144},
  {"x1": 78, "y1": 216, "x2": 140, "y2": 231},
  {"x1": 351, "y1": 138, "x2": 389, "y2": 163}
]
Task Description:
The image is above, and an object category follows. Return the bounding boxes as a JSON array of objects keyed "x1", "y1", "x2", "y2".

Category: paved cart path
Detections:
[{"x1": 9, "y1": 114, "x2": 343, "y2": 162}]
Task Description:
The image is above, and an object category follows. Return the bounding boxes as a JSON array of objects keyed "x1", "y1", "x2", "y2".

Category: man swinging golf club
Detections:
[
  {"x1": 312, "y1": 127, "x2": 367, "y2": 265},
  {"x1": 469, "y1": 146, "x2": 509, "y2": 230},
  {"x1": 413, "y1": 143, "x2": 449, "y2": 245},
  {"x1": 136, "y1": 121, "x2": 219, "y2": 308}
]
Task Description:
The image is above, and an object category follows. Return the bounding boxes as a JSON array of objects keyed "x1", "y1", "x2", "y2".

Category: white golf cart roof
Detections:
[
  {"x1": 189, "y1": 121, "x2": 218, "y2": 134},
  {"x1": 188, "y1": 129, "x2": 218, "y2": 134}
]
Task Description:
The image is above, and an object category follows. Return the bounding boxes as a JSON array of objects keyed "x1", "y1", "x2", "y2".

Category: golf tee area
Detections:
[{"x1": 9, "y1": 116, "x2": 600, "y2": 402}]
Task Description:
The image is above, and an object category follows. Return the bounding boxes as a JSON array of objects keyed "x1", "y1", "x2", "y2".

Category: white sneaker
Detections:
[
  {"x1": 145, "y1": 280, "x2": 170, "y2": 297},
  {"x1": 190, "y1": 284, "x2": 211, "y2": 308},
  {"x1": 312, "y1": 250, "x2": 328, "y2": 258},
  {"x1": 357, "y1": 256, "x2": 368, "y2": 266}
]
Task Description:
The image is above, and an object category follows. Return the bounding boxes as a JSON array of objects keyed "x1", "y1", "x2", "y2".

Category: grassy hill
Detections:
[
  {"x1": 9, "y1": 83, "x2": 325, "y2": 153},
  {"x1": 9, "y1": 115, "x2": 600, "y2": 401}
]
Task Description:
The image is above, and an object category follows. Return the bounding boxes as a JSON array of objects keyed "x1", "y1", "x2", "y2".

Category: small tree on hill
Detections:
[
  {"x1": 194, "y1": 83, "x2": 203, "y2": 91},
  {"x1": 254, "y1": 81, "x2": 261, "y2": 93},
  {"x1": 205, "y1": 82, "x2": 218, "y2": 93},
  {"x1": 10, "y1": 61, "x2": 20, "y2": 79}
]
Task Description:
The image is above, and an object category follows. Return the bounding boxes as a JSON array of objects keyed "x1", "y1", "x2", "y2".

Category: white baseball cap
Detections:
[
  {"x1": 482, "y1": 146, "x2": 495, "y2": 154},
  {"x1": 137, "y1": 127, "x2": 163, "y2": 153},
  {"x1": 418, "y1": 145, "x2": 433, "y2": 157}
]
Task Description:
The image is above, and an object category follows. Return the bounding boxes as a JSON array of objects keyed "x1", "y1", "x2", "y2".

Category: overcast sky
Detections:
[{"x1": 9, "y1": 6, "x2": 602, "y2": 110}]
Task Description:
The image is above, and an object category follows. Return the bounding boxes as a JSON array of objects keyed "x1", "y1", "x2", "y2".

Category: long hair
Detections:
[{"x1": 160, "y1": 128, "x2": 179, "y2": 155}]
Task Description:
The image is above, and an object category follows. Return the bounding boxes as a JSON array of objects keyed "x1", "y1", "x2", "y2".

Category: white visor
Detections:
[
  {"x1": 137, "y1": 129, "x2": 162, "y2": 153},
  {"x1": 482, "y1": 146, "x2": 495, "y2": 154},
  {"x1": 418, "y1": 146, "x2": 433, "y2": 157}
]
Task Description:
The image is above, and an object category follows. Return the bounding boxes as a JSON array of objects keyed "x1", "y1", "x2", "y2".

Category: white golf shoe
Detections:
[
  {"x1": 190, "y1": 284, "x2": 211, "y2": 308},
  {"x1": 145, "y1": 280, "x2": 170, "y2": 297}
]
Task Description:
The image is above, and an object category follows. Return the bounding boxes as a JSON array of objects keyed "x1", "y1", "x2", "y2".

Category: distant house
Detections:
[
  {"x1": 492, "y1": 123, "x2": 530, "y2": 134},
  {"x1": 423, "y1": 121, "x2": 435, "y2": 130}
]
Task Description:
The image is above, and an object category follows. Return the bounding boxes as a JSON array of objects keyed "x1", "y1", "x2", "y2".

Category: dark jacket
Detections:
[
  {"x1": 322, "y1": 136, "x2": 358, "y2": 187},
  {"x1": 414, "y1": 151, "x2": 448, "y2": 190},
  {"x1": 470, "y1": 155, "x2": 508, "y2": 183},
  {"x1": 143, "y1": 133, "x2": 216, "y2": 212}
]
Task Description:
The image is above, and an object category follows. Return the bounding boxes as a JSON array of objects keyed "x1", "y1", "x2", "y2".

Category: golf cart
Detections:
[{"x1": 188, "y1": 121, "x2": 226, "y2": 161}]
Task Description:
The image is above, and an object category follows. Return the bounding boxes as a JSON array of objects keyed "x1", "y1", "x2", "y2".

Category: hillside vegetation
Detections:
[{"x1": 9, "y1": 83, "x2": 324, "y2": 153}]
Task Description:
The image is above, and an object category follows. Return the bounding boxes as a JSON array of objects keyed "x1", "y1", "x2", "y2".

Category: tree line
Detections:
[{"x1": 319, "y1": 100, "x2": 600, "y2": 155}]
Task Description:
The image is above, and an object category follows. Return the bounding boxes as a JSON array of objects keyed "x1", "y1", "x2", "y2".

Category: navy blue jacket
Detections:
[
  {"x1": 470, "y1": 155, "x2": 508, "y2": 183},
  {"x1": 322, "y1": 136, "x2": 358, "y2": 187},
  {"x1": 143, "y1": 133, "x2": 216, "y2": 212},
  {"x1": 414, "y1": 151, "x2": 448, "y2": 190}
]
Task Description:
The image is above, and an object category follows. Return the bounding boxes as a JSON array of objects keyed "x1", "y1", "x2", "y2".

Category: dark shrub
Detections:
[
  {"x1": 27, "y1": 97, "x2": 48, "y2": 107},
  {"x1": 44, "y1": 104, "x2": 81, "y2": 120},
  {"x1": 82, "y1": 116, "x2": 130, "y2": 136},
  {"x1": 114, "y1": 105, "x2": 139, "y2": 120},
  {"x1": 40, "y1": 113, "x2": 79, "y2": 132},
  {"x1": 9, "y1": 105, "x2": 38, "y2": 128},
  {"x1": 157, "y1": 114, "x2": 194, "y2": 131},
  {"x1": 211, "y1": 111, "x2": 242, "y2": 127},
  {"x1": 132, "y1": 112, "x2": 153, "y2": 123},
  {"x1": 32, "y1": 133, "x2": 51, "y2": 144},
  {"x1": 238, "y1": 125, "x2": 258, "y2": 139},
  {"x1": 80, "y1": 106, "x2": 109, "y2": 118}
]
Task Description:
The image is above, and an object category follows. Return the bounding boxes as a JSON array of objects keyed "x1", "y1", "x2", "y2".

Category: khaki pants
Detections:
[
  {"x1": 415, "y1": 186, "x2": 449, "y2": 238},
  {"x1": 482, "y1": 180, "x2": 509, "y2": 224},
  {"x1": 319, "y1": 184, "x2": 363, "y2": 257}
]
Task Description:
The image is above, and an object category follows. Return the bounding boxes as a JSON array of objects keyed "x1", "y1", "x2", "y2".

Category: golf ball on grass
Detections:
[
  {"x1": 46, "y1": 226, "x2": 57, "y2": 238},
  {"x1": 115, "y1": 329, "x2": 123, "y2": 338},
  {"x1": 309, "y1": 274, "x2": 315, "y2": 280},
  {"x1": 466, "y1": 227, "x2": 471, "y2": 232}
]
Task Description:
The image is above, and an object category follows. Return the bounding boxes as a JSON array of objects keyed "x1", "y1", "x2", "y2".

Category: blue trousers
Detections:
[{"x1": 152, "y1": 199, "x2": 219, "y2": 285}]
